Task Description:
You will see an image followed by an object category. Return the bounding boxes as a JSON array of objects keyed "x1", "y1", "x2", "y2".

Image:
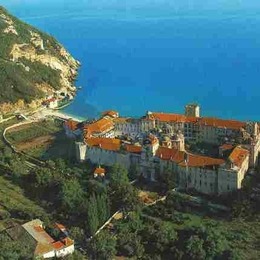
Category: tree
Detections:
[
  {"x1": 111, "y1": 183, "x2": 141, "y2": 213},
  {"x1": 0, "y1": 146, "x2": 12, "y2": 163},
  {"x1": 88, "y1": 230, "x2": 116, "y2": 260},
  {"x1": 86, "y1": 195, "x2": 99, "y2": 236},
  {"x1": 120, "y1": 233, "x2": 145, "y2": 258},
  {"x1": 155, "y1": 222, "x2": 178, "y2": 252},
  {"x1": 231, "y1": 199, "x2": 253, "y2": 219},
  {"x1": 46, "y1": 160, "x2": 56, "y2": 169},
  {"x1": 0, "y1": 233, "x2": 34, "y2": 260},
  {"x1": 55, "y1": 158, "x2": 67, "y2": 173},
  {"x1": 9, "y1": 155, "x2": 28, "y2": 181},
  {"x1": 185, "y1": 235, "x2": 206, "y2": 260},
  {"x1": 160, "y1": 166, "x2": 176, "y2": 191},
  {"x1": 60, "y1": 179, "x2": 85, "y2": 213},
  {"x1": 182, "y1": 225, "x2": 228, "y2": 260},
  {"x1": 109, "y1": 163, "x2": 129, "y2": 188},
  {"x1": 86, "y1": 180, "x2": 107, "y2": 195},
  {"x1": 96, "y1": 193, "x2": 110, "y2": 224},
  {"x1": 218, "y1": 249, "x2": 242, "y2": 260},
  {"x1": 141, "y1": 221, "x2": 177, "y2": 255},
  {"x1": 66, "y1": 250, "x2": 87, "y2": 260},
  {"x1": 35, "y1": 167, "x2": 53, "y2": 187},
  {"x1": 202, "y1": 226, "x2": 227, "y2": 258},
  {"x1": 69, "y1": 226, "x2": 85, "y2": 243},
  {"x1": 165, "y1": 192, "x2": 183, "y2": 211},
  {"x1": 129, "y1": 164, "x2": 139, "y2": 180}
]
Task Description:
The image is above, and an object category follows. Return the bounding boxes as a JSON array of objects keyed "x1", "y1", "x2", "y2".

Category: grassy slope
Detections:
[{"x1": 0, "y1": 175, "x2": 48, "y2": 231}]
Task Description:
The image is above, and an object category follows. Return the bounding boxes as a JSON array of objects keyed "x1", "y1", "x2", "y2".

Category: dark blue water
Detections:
[{"x1": 2, "y1": 1, "x2": 260, "y2": 120}]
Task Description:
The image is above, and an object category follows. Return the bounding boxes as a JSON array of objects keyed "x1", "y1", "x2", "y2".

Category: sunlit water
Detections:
[{"x1": 2, "y1": 0, "x2": 260, "y2": 120}]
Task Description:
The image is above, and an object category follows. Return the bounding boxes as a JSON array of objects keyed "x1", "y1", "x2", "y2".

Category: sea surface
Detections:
[{"x1": 2, "y1": 0, "x2": 260, "y2": 120}]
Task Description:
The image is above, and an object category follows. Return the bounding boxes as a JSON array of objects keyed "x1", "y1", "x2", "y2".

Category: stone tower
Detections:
[
  {"x1": 185, "y1": 103, "x2": 200, "y2": 117},
  {"x1": 75, "y1": 142, "x2": 87, "y2": 162}
]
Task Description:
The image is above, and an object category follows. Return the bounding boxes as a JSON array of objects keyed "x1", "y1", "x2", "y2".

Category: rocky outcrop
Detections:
[
  {"x1": 0, "y1": 12, "x2": 18, "y2": 35},
  {"x1": 10, "y1": 43, "x2": 80, "y2": 91},
  {"x1": 0, "y1": 6, "x2": 80, "y2": 114}
]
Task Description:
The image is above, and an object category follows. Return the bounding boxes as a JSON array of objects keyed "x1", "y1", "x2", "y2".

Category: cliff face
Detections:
[{"x1": 0, "y1": 6, "x2": 80, "y2": 114}]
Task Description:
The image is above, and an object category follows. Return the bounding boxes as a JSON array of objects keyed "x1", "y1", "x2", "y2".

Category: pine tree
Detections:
[
  {"x1": 87, "y1": 195, "x2": 99, "y2": 236},
  {"x1": 97, "y1": 194, "x2": 109, "y2": 225}
]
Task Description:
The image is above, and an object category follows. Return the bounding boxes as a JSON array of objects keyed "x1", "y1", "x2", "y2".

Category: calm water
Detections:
[{"x1": 2, "y1": 0, "x2": 260, "y2": 120}]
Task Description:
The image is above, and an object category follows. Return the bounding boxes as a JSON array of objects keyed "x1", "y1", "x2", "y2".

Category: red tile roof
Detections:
[
  {"x1": 86, "y1": 137, "x2": 121, "y2": 151},
  {"x1": 198, "y1": 117, "x2": 246, "y2": 130},
  {"x1": 147, "y1": 112, "x2": 246, "y2": 130},
  {"x1": 229, "y1": 147, "x2": 249, "y2": 168},
  {"x1": 156, "y1": 147, "x2": 225, "y2": 168},
  {"x1": 125, "y1": 144, "x2": 142, "y2": 154},
  {"x1": 219, "y1": 144, "x2": 234, "y2": 151},
  {"x1": 84, "y1": 118, "x2": 114, "y2": 137},
  {"x1": 156, "y1": 147, "x2": 185, "y2": 162},
  {"x1": 65, "y1": 119, "x2": 78, "y2": 131},
  {"x1": 178, "y1": 154, "x2": 225, "y2": 167},
  {"x1": 52, "y1": 238, "x2": 74, "y2": 250},
  {"x1": 102, "y1": 110, "x2": 119, "y2": 118},
  {"x1": 148, "y1": 112, "x2": 197, "y2": 123},
  {"x1": 94, "y1": 167, "x2": 106, "y2": 175},
  {"x1": 52, "y1": 241, "x2": 64, "y2": 250}
]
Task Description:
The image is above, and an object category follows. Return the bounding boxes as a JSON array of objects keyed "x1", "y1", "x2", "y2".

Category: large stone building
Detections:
[{"x1": 65, "y1": 106, "x2": 259, "y2": 195}]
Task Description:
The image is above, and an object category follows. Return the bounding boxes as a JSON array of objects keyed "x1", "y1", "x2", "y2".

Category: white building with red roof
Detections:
[
  {"x1": 21, "y1": 219, "x2": 74, "y2": 259},
  {"x1": 72, "y1": 104, "x2": 259, "y2": 194},
  {"x1": 94, "y1": 166, "x2": 106, "y2": 178}
]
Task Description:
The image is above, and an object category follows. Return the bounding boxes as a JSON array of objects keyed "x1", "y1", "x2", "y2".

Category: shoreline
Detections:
[{"x1": 50, "y1": 110, "x2": 85, "y2": 122}]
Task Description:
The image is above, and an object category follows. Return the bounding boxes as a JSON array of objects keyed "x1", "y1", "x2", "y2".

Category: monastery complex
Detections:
[{"x1": 64, "y1": 104, "x2": 260, "y2": 195}]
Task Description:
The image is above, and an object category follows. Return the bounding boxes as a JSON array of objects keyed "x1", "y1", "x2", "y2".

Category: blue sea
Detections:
[{"x1": 2, "y1": 0, "x2": 260, "y2": 120}]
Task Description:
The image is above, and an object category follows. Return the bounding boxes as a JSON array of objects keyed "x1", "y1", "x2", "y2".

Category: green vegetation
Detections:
[
  {"x1": 0, "y1": 174, "x2": 49, "y2": 231},
  {"x1": 88, "y1": 230, "x2": 117, "y2": 260},
  {"x1": 1, "y1": 117, "x2": 260, "y2": 258},
  {"x1": 109, "y1": 163, "x2": 141, "y2": 213},
  {"x1": 0, "y1": 232, "x2": 35, "y2": 260},
  {"x1": 0, "y1": 117, "x2": 18, "y2": 148},
  {"x1": 1, "y1": 139, "x2": 260, "y2": 259},
  {"x1": 6, "y1": 120, "x2": 62, "y2": 144},
  {"x1": 0, "y1": 60, "x2": 44, "y2": 103},
  {"x1": 0, "y1": 6, "x2": 76, "y2": 105},
  {"x1": 107, "y1": 201, "x2": 256, "y2": 259},
  {"x1": 5, "y1": 119, "x2": 76, "y2": 161}
]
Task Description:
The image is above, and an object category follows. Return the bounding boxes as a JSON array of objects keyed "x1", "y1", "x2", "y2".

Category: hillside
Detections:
[{"x1": 0, "y1": 6, "x2": 80, "y2": 114}]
